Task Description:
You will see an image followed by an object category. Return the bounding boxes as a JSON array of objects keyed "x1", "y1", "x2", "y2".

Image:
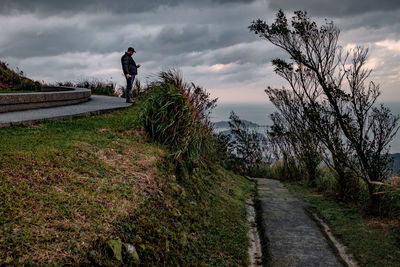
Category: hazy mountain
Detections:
[{"x1": 212, "y1": 120, "x2": 261, "y2": 129}]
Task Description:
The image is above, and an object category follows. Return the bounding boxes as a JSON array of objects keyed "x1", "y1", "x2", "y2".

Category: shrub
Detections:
[
  {"x1": 15, "y1": 79, "x2": 41, "y2": 92},
  {"x1": 376, "y1": 186, "x2": 400, "y2": 219},
  {"x1": 138, "y1": 70, "x2": 217, "y2": 167},
  {"x1": 52, "y1": 79, "x2": 117, "y2": 96},
  {"x1": 115, "y1": 78, "x2": 144, "y2": 99},
  {"x1": 266, "y1": 160, "x2": 305, "y2": 181},
  {"x1": 75, "y1": 80, "x2": 116, "y2": 96},
  {"x1": 314, "y1": 167, "x2": 337, "y2": 193}
]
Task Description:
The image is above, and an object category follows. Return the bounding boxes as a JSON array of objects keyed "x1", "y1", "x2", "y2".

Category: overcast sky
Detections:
[{"x1": 0, "y1": 0, "x2": 399, "y2": 103}]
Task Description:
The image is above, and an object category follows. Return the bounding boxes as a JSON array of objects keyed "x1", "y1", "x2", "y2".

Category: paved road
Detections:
[
  {"x1": 0, "y1": 95, "x2": 132, "y2": 128},
  {"x1": 256, "y1": 178, "x2": 342, "y2": 267}
]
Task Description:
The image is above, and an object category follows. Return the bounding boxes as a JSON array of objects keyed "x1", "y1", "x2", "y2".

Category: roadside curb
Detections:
[
  {"x1": 253, "y1": 178, "x2": 270, "y2": 266},
  {"x1": 304, "y1": 207, "x2": 358, "y2": 267}
]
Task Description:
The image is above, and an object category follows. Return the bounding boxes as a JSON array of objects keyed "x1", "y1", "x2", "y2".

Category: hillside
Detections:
[
  {"x1": 0, "y1": 105, "x2": 251, "y2": 265},
  {"x1": 0, "y1": 61, "x2": 41, "y2": 92}
]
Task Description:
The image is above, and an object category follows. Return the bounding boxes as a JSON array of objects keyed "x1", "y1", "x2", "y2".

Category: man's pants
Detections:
[{"x1": 125, "y1": 75, "x2": 135, "y2": 100}]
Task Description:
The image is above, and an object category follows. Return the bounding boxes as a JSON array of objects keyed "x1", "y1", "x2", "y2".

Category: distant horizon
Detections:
[{"x1": 211, "y1": 101, "x2": 400, "y2": 153}]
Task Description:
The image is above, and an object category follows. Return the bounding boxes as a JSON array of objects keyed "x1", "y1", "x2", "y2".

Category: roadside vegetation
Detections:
[
  {"x1": 0, "y1": 71, "x2": 251, "y2": 265},
  {"x1": 51, "y1": 79, "x2": 118, "y2": 96},
  {"x1": 206, "y1": 9, "x2": 400, "y2": 266},
  {"x1": 52, "y1": 78, "x2": 143, "y2": 97}
]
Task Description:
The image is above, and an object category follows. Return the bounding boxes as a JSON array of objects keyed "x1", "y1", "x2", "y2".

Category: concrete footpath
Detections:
[
  {"x1": 256, "y1": 178, "x2": 343, "y2": 267},
  {"x1": 0, "y1": 95, "x2": 132, "y2": 128}
]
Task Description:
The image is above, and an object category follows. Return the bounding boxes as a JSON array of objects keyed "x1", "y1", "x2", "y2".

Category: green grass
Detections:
[
  {"x1": 285, "y1": 181, "x2": 400, "y2": 267},
  {"x1": 0, "y1": 106, "x2": 251, "y2": 265}
]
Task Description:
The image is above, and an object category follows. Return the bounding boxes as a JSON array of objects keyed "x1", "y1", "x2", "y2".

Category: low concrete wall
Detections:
[{"x1": 0, "y1": 86, "x2": 91, "y2": 113}]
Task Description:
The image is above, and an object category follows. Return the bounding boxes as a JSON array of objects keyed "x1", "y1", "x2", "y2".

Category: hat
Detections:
[{"x1": 127, "y1": 47, "x2": 136, "y2": 53}]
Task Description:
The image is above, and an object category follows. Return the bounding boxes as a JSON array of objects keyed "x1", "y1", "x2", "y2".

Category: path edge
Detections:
[
  {"x1": 304, "y1": 206, "x2": 358, "y2": 267},
  {"x1": 0, "y1": 103, "x2": 132, "y2": 128},
  {"x1": 253, "y1": 178, "x2": 271, "y2": 267},
  {"x1": 254, "y1": 178, "x2": 358, "y2": 267}
]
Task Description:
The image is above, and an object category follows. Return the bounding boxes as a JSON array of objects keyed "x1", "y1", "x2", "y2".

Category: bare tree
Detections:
[{"x1": 250, "y1": 10, "x2": 399, "y2": 209}]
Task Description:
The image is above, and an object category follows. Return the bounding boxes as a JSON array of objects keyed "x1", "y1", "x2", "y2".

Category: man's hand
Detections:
[{"x1": 126, "y1": 74, "x2": 131, "y2": 78}]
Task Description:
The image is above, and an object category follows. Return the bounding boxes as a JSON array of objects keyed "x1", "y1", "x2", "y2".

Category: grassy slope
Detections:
[
  {"x1": 0, "y1": 107, "x2": 251, "y2": 265},
  {"x1": 0, "y1": 62, "x2": 40, "y2": 92},
  {"x1": 285, "y1": 182, "x2": 400, "y2": 267}
]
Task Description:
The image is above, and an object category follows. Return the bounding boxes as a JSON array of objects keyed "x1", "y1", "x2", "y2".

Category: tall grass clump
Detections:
[{"x1": 138, "y1": 69, "x2": 217, "y2": 167}]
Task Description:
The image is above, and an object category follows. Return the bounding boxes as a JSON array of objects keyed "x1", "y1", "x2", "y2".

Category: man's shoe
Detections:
[{"x1": 126, "y1": 98, "x2": 135, "y2": 103}]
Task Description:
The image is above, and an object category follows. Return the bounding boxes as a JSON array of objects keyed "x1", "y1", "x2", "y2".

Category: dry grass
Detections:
[
  {"x1": 0, "y1": 128, "x2": 165, "y2": 265},
  {"x1": 391, "y1": 175, "x2": 400, "y2": 187},
  {"x1": 364, "y1": 218, "x2": 400, "y2": 229},
  {"x1": 95, "y1": 144, "x2": 163, "y2": 196}
]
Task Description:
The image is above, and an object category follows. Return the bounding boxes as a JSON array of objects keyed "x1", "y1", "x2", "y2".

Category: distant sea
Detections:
[{"x1": 211, "y1": 102, "x2": 400, "y2": 153}]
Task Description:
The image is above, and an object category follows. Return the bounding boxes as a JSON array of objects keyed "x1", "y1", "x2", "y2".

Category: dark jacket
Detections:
[{"x1": 121, "y1": 52, "x2": 138, "y2": 75}]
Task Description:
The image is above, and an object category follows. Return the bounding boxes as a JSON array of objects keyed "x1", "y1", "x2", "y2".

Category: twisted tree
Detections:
[{"x1": 250, "y1": 10, "x2": 399, "y2": 209}]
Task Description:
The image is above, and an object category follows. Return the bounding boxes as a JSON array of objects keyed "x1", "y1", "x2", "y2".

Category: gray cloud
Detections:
[
  {"x1": 0, "y1": 0, "x2": 399, "y2": 104},
  {"x1": 0, "y1": 0, "x2": 256, "y2": 16},
  {"x1": 268, "y1": 0, "x2": 400, "y2": 17},
  {"x1": 0, "y1": 1, "x2": 267, "y2": 59},
  {"x1": 335, "y1": 9, "x2": 400, "y2": 32}
]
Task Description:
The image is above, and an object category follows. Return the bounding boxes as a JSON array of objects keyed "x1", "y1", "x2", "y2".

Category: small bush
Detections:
[
  {"x1": 315, "y1": 167, "x2": 337, "y2": 192},
  {"x1": 267, "y1": 160, "x2": 305, "y2": 181},
  {"x1": 310, "y1": 167, "x2": 369, "y2": 204},
  {"x1": 245, "y1": 163, "x2": 270, "y2": 178}
]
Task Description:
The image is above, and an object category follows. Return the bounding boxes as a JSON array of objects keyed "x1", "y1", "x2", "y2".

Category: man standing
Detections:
[{"x1": 121, "y1": 47, "x2": 140, "y2": 103}]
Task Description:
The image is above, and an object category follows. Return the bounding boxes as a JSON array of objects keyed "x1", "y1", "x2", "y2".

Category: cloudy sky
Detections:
[{"x1": 0, "y1": 0, "x2": 399, "y2": 103}]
